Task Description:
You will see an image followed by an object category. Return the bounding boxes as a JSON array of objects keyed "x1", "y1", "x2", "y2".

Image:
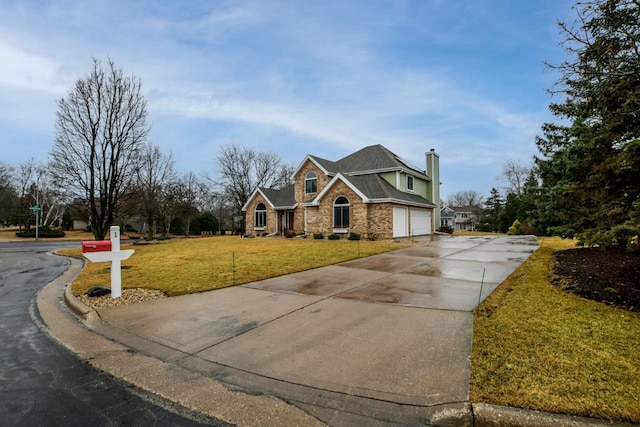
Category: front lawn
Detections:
[
  {"x1": 60, "y1": 236, "x2": 406, "y2": 297},
  {"x1": 471, "y1": 237, "x2": 640, "y2": 424}
]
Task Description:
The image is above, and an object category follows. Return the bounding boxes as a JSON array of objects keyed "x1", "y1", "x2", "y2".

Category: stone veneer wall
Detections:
[
  {"x1": 304, "y1": 180, "x2": 378, "y2": 238},
  {"x1": 366, "y1": 203, "x2": 394, "y2": 240},
  {"x1": 294, "y1": 160, "x2": 332, "y2": 204},
  {"x1": 244, "y1": 194, "x2": 277, "y2": 235}
]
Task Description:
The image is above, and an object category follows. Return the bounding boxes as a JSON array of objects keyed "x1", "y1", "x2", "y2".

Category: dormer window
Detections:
[
  {"x1": 407, "y1": 175, "x2": 414, "y2": 191},
  {"x1": 305, "y1": 171, "x2": 317, "y2": 194}
]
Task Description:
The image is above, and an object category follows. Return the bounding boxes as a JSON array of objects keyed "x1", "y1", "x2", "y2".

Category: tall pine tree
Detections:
[{"x1": 536, "y1": 0, "x2": 640, "y2": 245}]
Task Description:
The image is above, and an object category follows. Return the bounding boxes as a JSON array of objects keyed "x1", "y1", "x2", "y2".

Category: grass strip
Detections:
[
  {"x1": 60, "y1": 236, "x2": 406, "y2": 297},
  {"x1": 471, "y1": 237, "x2": 640, "y2": 424}
]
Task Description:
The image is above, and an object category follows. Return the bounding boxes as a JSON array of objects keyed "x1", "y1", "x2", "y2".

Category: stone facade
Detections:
[
  {"x1": 294, "y1": 159, "x2": 332, "y2": 203},
  {"x1": 244, "y1": 194, "x2": 277, "y2": 235}
]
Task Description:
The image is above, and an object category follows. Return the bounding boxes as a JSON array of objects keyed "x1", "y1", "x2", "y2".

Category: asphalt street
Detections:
[{"x1": 0, "y1": 241, "x2": 225, "y2": 426}]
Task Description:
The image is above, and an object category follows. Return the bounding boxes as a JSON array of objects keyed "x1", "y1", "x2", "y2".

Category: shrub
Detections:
[
  {"x1": 438, "y1": 226, "x2": 454, "y2": 234},
  {"x1": 328, "y1": 234, "x2": 340, "y2": 240},
  {"x1": 367, "y1": 232, "x2": 378, "y2": 241},
  {"x1": 611, "y1": 224, "x2": 639, "y2": 251},
  {"x1": 313, "y1": 233, "x2": 324, "y2": 240},
  {"x1": 284, "y1": 230, "x2": 296, "y2": 238},
  {"x1": 348, "y1": 232, "x2": 361, "y2": 241},
  {"x1": 16, "y1": 226, "x2": 65, "y2": 238},
  {"x1": 507, "y1": 219, "x2": 522, "y2": 235}
]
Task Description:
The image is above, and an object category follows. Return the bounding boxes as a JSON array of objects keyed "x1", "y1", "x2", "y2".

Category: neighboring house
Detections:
[
  {"x1": 451, "y1": 206, "x2": 482, "y2": 232},
  {"x1": 242, "y1": 145, "x2": 441, "y2": 240},
  {"x1": 440, "y1": 205, "x2": 455, "y2": 229}
]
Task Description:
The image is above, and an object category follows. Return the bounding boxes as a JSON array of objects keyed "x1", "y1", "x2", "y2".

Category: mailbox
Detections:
[{"x1": 82, "y1": 240, "x2": 112, "y2": 253}]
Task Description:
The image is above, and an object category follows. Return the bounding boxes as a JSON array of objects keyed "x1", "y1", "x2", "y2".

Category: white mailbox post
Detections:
[{"x1": 82, "y1": 226, "x2": 134, "y2": 299}]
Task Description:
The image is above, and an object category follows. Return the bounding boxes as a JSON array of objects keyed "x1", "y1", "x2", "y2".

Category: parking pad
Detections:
[
  {"x1": 194, "y1": 298, "x2": 472, "y2": 406},
  {"x1": 95, "y1": 287, "x2": 323, "y2": 354}
]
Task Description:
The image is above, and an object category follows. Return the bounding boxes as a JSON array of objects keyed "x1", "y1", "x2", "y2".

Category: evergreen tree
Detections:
[
  {"x1": 477, "y1": 188, "x2": 504, "y2": 232},
  {"x1": 536, "y1": 0, "x2": 640, "y2": 245}
]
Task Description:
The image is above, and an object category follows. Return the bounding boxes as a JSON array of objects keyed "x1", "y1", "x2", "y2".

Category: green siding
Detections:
[{"x1": 380, "y1": 172, "x2": 397, "y2": 188}]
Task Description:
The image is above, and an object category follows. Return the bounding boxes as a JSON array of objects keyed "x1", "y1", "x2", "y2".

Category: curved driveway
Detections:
[{"x1": 74, "y1": 234, "x2": 538, "y2": 426}]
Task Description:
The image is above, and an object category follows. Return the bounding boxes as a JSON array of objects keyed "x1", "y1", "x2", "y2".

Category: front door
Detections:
[
  {"x1": 287, "y1": 211, "x2": 294, "y2": 230},
  {"x1": 280, "y1": 211, "x2": 295, "y2": 235}
]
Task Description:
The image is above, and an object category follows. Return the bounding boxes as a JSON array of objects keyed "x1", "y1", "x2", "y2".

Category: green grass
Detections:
[
  {"x1": 471, "y1": 237, "x2": 640, "y2": 424},
  {"x1": 60, "y1": 236, "x2": 406, "y2": 297}
]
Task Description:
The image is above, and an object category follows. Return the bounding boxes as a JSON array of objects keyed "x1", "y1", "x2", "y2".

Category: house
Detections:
[
  {"x1": 440, "y1": 205, "x2": 455, "y2": 229},
  {"x1": 451, "y1": 206, "x2": 482, "y2": 232},
  {"x1": 242, "y1": 145, "x2": 440, "y2": 240}
]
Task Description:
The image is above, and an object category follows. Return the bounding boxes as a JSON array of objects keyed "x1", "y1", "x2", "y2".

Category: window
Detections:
[
  {"x1": 407, "y1": 175, "x2": 414, "y2": 191},
  {"x1": 305, "y1": 171, "x2": 317, "y2": 194},
  {"x1": 333, "y1": 196, "x2": 350, "y2": 229},
  {"x1": 255, "y1": 203, "x2": 266, "y2": 228}
]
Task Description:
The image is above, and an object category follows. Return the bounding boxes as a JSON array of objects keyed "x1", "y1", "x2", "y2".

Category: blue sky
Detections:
[{"x1": 0, "y1": 0, "x2": 574, "y2": 200}]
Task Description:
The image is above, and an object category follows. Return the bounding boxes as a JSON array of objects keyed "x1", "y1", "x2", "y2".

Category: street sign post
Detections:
[{"x1": 29, "y1": 206, "x2": 41, "y2": 240}]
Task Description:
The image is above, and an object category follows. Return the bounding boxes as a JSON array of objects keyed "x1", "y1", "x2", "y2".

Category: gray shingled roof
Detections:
[
  {"x1": 341, "y1": 174, "x2": 435, "y2": 206},
  {"x1": 260, "y1": 184, "x2": 296, "y2": 208},
  {"x1": 336, "y1": 145, "x2": 425, "y2": 175},
  {"x1": 309, "y1": 145, "x2": 426, "y2": 176}
]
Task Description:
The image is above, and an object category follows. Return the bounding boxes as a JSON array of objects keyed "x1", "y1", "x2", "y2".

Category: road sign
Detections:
[{"x1": 29, "y1": 206, "x2": 41, "y2": 211}]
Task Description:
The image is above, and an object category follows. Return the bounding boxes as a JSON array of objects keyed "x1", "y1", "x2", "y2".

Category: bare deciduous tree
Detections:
[
  {"x1": 11, "y1": 158, "x2": 66, "y2": 229},
  {"x1": 50, "y1": 58, "x2": 149, "y2": 239},
  {"x1": 0, "y1": 162, "x2": 17, "y2": 225},
  {"x1": 213, "y1": 144, "x2": 294, "y2": 216},
  {"x1": 501, "y1": 159, "x2": 531, "y2": 196},
  {"x1": 176, "y1": 172, "x2": 207, "y2": 237},
  {"x1": 135, "y1": 143, "x2": 176, "y2": 239},
  {"x1": 446, "y1": 190, "x2": 484, "y2": 207}
]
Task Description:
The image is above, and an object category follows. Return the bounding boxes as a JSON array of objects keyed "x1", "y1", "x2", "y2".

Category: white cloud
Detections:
[{"x1": 0, "y1": 40, "x2": 66, "y2": 95}]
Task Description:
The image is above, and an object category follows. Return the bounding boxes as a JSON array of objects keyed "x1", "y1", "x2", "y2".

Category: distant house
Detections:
[
  {"x1": 451, "y1": 206, "x2": 482, "y2": 232},
  {"x1": 440, "y1": 205, "x2": 455, "y2": 229},
  {"x1": 242, "y1": 145, "x2": 441, "y2": 239}
]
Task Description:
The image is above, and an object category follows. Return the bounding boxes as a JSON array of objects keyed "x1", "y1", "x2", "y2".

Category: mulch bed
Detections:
[
  {"x1": 77, "y1": 288, "x2": 167, "y2": 309},
  {"x1": 553, "y1": 247, "x2": 640, "y2": 312}
]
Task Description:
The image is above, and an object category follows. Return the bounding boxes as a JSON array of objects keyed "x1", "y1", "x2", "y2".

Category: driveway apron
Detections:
[{"x1": 87, "y1": 235, "x2": 538, "y2": 425}]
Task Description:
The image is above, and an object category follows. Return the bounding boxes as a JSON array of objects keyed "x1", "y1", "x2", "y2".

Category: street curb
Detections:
[
  {"x1": 53, "y1": 252, "x2": 92, "y2": 319},
  {"x1": 472, "y1": 403, "x2": 637, "y2": 426},
  {"x1": 63, "y1": 280, "x2": 91, "y2": 318}
]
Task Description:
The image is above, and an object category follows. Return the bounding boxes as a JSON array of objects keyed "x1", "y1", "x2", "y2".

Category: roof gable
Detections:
[{"x1": 241, "y1": 184, "x2": 296, "y2": 211}]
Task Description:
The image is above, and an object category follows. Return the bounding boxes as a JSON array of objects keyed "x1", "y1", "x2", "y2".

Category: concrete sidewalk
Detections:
[{"x1": 42, "y1": 235, "x2": 543, "y2": 426}]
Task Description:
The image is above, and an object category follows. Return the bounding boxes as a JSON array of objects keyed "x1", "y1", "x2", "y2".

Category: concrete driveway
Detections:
[{"x1": 85, "y1": 234, "x2": 538, "y2": 426}]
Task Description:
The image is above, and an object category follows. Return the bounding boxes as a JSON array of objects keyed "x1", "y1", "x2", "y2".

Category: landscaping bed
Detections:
[{"x1": 553, "y1": 247, "x2": 640, "y2": 312}]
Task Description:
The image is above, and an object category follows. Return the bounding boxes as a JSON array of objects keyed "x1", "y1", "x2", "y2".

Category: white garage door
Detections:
[
  {"x1": 393, "y1": 207, "x2": 408, "y2": 238},
  {"x1": 410, "y1": 209, "x2": 431, "y2": 236}
]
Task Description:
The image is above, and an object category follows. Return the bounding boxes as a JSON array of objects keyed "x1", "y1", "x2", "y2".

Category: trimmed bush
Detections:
[
  {"x1": 328, "y1": 234, "x2": 340, "y2": 240},
  {"x1": 313, "y1": 233, "x2": 324, "y2": 240},
  {"x1": 284, "y1": 230, "x2": 296, "y2": 238},
  {"x1": 16, "y1": 226, "x2": 66, "y2": 238},
  {"x1": 348, "y1": 232, "x2": 361, "y2": 241}
]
